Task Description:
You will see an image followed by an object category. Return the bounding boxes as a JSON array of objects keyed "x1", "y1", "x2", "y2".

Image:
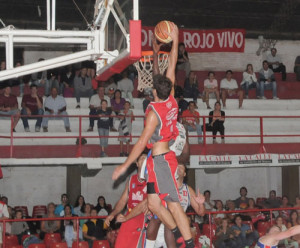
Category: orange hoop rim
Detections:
[{"x1": 139, "y1": 51, "x2": 169, "y2": 62}]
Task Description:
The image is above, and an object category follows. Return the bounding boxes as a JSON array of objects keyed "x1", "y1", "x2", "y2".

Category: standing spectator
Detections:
[
  {"x1": 74, "y1": 195, "x2": 86, "y2": 217},
  {"x1": 177, "y1": 42, "x2": 191, "y2": 77},
  {"x1": 259, "y1": 60, "x2": 279, "y2": 99},
  {"x1": 294, "y1": 55, "x2": 300, "y2": 82},
  {"x1": 183, "y1": 71, "x2": 199, "y2": 103},
  {"x1": 182, "y1": 101, "x2": 202, "y2": 144},
  {"x1": 203, "y1": 71, "x2": 220, "y2": 109},
  {"x1": 118, "y1": 101, "x2": 134, "y2": 156},
  {"x1": 95, "y1": 196, "x2": 110, "y2": 216},
  {"x1": 0, "y1": 85, "x2": 20, "y2": 132},
  {"x1": 267, "y1": 48, "x2": 286, "y2": 81},
  {"x1": 110, "y1": 89, "x2": 125, "y2": 132},
  {"x1": 60, "y1": 65, "x2": 75, "y2": 97},
  {"x1": 215, "y1": 218, "x2": 240, "y2": 248},
  {"x1": 74, "y1": 67, "x2": 93, "y2": 108},
  {"x1": 205, "y1": 101, "x2": 225, "y2": 144},
  {"x1": 97, "y1": 99, "x2": 112, "y2": 157},
  {"x1": 240, "y1": 64, "x2": 259, "y2": 99},
  {"x1": 203, "y1": 190, "x2": 215, "y2": 211},
  {"x1": 42, "y1": 87, "x2": 71, "y2": 132},
  {"x1": 87, "y1": 86, "x2": 111, "y2": 132},
  {"x1": 55, "y1": 194, "x2": 73, "y2": 217},
  {"x1": 234, "y1": 186, "x2": 250, "y2": 209},
  {"x1": 220, "y1": 70, "x2": 243, "y2": 109},
  {"x1": 40, "y1": 202, "x2": 61, "y2": 239},
  {"x1": 11, "y1": 210, "x2": 29, "y2": 244},
  {"x1": 105, "y1": 77, "x2": 117, "y2": 96},
  {"x1": 21, "y1": 84, "x2": 44, "y2": 132},
  {"x1": 0, "y1": 200, "x2": 9, "y2": 248},
  {"x1": 82, "y1": 208, "x2": 106, "y2": 248},
  {"x1": 117, "y1": 70, "x2": 134, "y2": 108},
  {"x1": 45, "y1": 70, "x2": 59, "y2": 96},
  {"x1": 263, "y1": 190, "x2": 282, "y2": 209}
]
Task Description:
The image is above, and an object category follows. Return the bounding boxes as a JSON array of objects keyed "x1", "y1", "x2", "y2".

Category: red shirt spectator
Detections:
[
  {"x1": 0, "y1": 94, "x2": 18, "y2": 109},
  {"x1": 182, "y1": 107, "x2": 200, "y2": 125},
  {"x1": 21, "y1": 94, "x2": 43, "y2": 113}
]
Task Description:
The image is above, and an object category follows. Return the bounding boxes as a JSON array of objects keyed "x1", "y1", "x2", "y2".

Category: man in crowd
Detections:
[
  {"x1": 182, "y1": 101, "x2": 202, "y2": 144},
  {"x1": 21, "y1": 84, "x2": 44, "y2": 132},
  {"x1": 0, "y1": 85, "x2": 20, "y2": 132},
  {"x1": 267, "y1": 48, "x2": 286, "y2": 81},
  {"x1": 74, "y1": 66, "x2": 93, "y2": 108},
  {"x1": 294, "y1": 55, "x2": 300, "y2": 81},
  {"x1": 220, "y1": 70, "x2": 244, "y2": 109},
  {"x1": 54, "y1": 193, "x2": 73, "y2": 216},
  {"x1": 258, "y1": 60, "x2": 279, "y2": 99},
  {"x1": 41, "y1": 87, "x2": 71, "y2": 132},
  {"x1": 117, "y1": 70, "x2": 134, "y2": 108},
  {"x1": 235, "y1": 186, "x2": 250, "y2": 209},
  {"x1": 87, "y1": 86, "x2": 111, "y2": 132}
]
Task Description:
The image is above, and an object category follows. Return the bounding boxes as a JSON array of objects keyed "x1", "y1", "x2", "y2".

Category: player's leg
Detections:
[{"x1": 164, "y1": 225, "x2": 177, "y2": 248}]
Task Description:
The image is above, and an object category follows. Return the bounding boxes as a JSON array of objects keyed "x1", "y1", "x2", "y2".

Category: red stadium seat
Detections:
[
  {"x1": 50, "y1": 242, "x2": 68, "y2": 248},
  {"x1": 193, "y1": 222, "x2": 201, "y2": 236},
  {"x1": 5, "y1": 235, "x2": 19, "y2": 247},
  {"x1": 28, "y1": 244, "x2": 47, "y2": 248},
  {"x1": 7, "y1": 245, "x2": 23, "y2": 248},
  {"x1": 72, "y1": 241, "x2": 89, "y2": 248},
  {"x1": 257, "y1": 221, "x2": 271, "y2": 236},
  {"x1": 92, "y1": 240, "x2": 110, "y2": 248},
  {"x1": 32, "y1": 205, "x2": 47, "y2": 218},
  {"x1": 44, "y1": 233, "x2": 62, "y2": 248},
  {"x1": 14, "y1": 206, "x2": 29, "y2": 217}
]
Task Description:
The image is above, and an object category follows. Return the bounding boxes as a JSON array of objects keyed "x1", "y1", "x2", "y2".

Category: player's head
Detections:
[
  {"x1": 152, "y1": 74, "x2": 172, "y2": 100},
  {"x1": 177, "y1": 163, "x2": 187, "y2": 180},
  {"x1": 136, "y1": 151, "x2": 148, "y2": 170}
]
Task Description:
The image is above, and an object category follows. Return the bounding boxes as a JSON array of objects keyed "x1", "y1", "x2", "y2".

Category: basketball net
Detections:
[{"x1": 134, "y1": 51, "x2": 169, "y2": 92}]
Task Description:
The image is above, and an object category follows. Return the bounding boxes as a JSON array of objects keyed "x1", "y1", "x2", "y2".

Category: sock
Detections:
[
  {"x1": 145, "y1": 239, "x2": 155, "y2": 248},
  {"x1": 185, "y1": 238, "x2": 195, "y2": 248},
  {"x1": 171, "y1": 227, "x2": 184, "y2": 248}
]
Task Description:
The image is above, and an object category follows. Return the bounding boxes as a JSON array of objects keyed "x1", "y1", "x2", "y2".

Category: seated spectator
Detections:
[
  {"x1": 87, "y1": 86, "x2": 111, "y2": 132},
  {"x1": 64, "y1": 221, "x2": 82, "y2": 248},
  {"x1": 117, "y1": 70, "x2": 134, "y2": 108},
  {"x1": 287, "y1": 210, "x2": 300, "y2": 244},
  {"x1": 240, "y1": 64, "x2": 259, "y2": 99},
  {"x1": 226, "y1": 200, "x2": 238, "y2": 223},
  {"x1": 246, "y1": 198, "x2": 264, "y2": 225},
  {"x1": 74, "y1": 195, "x2": 86, "y2": 217},
  {"x1": 61, "y1": 65, "x2": 75, "y2": 98},
  {"x1": 174, "y1": 79, "x2": 184, "y2": 99},
  {"x1": 11, "y1": 210, "x2": 29, "y2": 244},
  {"x1": 232, "y1": 214, "x2": 259, "y2": 247},
  {"x1": 276, "y1": 216, "x2": 299, "y2": 248},
  {"x1": 176, "y1": 93, "x2": 189, "y2": 116},
  {"x1": 80, "y1": 203, "x2": 92, "y2": 227},
  {"x1": 280, "y1": 195, "x2": 292, "y2": 222},
  {"x1": 97, "y1": 99, "x2": 112, "y2": 157},
  {"x1": 60, "y1": 204, "x2": 76, "y2": 236},
  {"x1": 203, "y1": 190, "x2": 215, "y2": 211},
  {"x1": 263, "y1": 190, "x2": 281, "y2": 209},
  {"x1": 182, "y1": 101, "x2": 202, "y2": 144},
  {"x1": 31, "y1": 58, "x2": 48, "y2": 90},
  {"x1": 41, "y1": 87, "x2": 71, "y2": 132},
  {"x1": 177, "y1": 42, "x2": 191, "y2": 77},
  {"x1": 183, "y1": 71, "x2": 199, "y2": 103},
  {"x1": 0, "y1": 196, "x2": 8, "y2": 205},
  {"x1": 10, "y1": 61, "x2": 25, "y2": 96},
  {"x1": 21, "y1": 84, "x2": 44, "y2": 132},
  {"x1": 142, "y1": 88, "x2": 153, "y2": 113},
  {"x1": 118, "y1": 101, "x2": 134, "y2": 157},
  {"x1": 205, "y1": 101, "x2": 225, "y2": 144},
  {"x1": 213, "y1": 200, "x2": 225, "y2": 226},
  {"x1": 74, "y1": 67, "x2": 93, "y2": 108},
  {"x1": 105, "y1": 77, "x2": 117, "y2": 97},
  {"x1": 294, "y1": 196, "x2": 300, "y2": 216},
  {"x1": 0, "y1": 85, "x2": 20, "y2": 132},
  {"x1": 258, "y1": 60, "x2": 279, "y2": 99},
  {"x1": 55, "y1": 194, "x2": 73, "y2": 217},
  {"x1": 95, "y1": 196, "x2": 110, "y2": 216},
  {"x1": 82, "y1": 208, "x2": 106, "y2": 248},
  {"x1": 267, "y1": 48, "x2": 286, "y2": 81},
  {"x1": 203, "y1": 71, "x2": 220, "y2": 109},
  {"x1": 45, "y1": 70, "x2": 60, "y2": 96},
  {"x1": 40, "y1": 202, "x2": 61, "y2": 239},
  {"x1": 220, "y1": 70, "x2": 243, "y2": 109},
  {"x1": 215, "y1": 218, "x2": 241, "y2": 248},
  {"x1": 294, "y1": 55, "x2": 300, "y2": 81},
  {"x1": 234, "y1": 186, "x2": 249, "y2": 209},
  {"x1": 0, "y1": 200, "x2": 9, "y2": 247},
  {"x1": 110, "y1": 89, "x2": 125, "y2": 132}
]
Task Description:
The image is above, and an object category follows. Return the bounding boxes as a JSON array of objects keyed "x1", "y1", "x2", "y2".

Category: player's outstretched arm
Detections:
[
  {"x1": 166, "y1": 23, "x2": 179, "y2": 95},
  {"x1": 152, "y1": 36, "x2": 163, "y2": 76},
  {"x1": 189, "y1": 187, "x2": 206, "y2": 216},
  {"x1": 112, "y1": 111, "x2": 158, "y2": 180},
  {"x1": 273, "y1": 225, "x2": 300, "y2": 241},
  {"x1": 117, "y1": 199, "x2": 148, "y2": 223},
  {"x1": 104, "y1": 180, "x2": 129, "y2": 226}
]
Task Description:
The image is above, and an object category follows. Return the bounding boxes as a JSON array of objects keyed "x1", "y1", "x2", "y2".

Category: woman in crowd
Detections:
[
  {"x1": 226, "y1": 200, "x2": 238, "y2": 223},
  {"x1": 183, "y1": 71, "x2": 199, "y2": 103},
  {"x1": 74, "y1": 195, "x2": 85, "y2": 217},
  {"x1": 294, "y1": 196, "x2": 300, "y2": 216},
  {"x1": 95, "y1": 196, "x2": 110, "y2": 216},
  {"x1": 110, "y1": 89, "x2": 125, "y2": 132},
  {"x1": 287, "y1": 210, "x2": 300, "y2": 244},
  {"x1": 213, "y1": 200, "x2": 225, "y2": 226},
  {"x1": 64, "y1": 219, "x2": 82, "y2": 248},
  {"x1": 280, "y1": 195, "x2": 293, "y2": 222},
  {"x1": 11, "y1": 210, "x2": 29, "y2": 244},
  {"x1": 40, "y1": 202, "x2": 61, "y2": 239},
  {"x1": 276, "y1": 216, "x2": 299, "y2": 248},
  {"x1": 60, "y1": 204, "x2": 76, "y2": 236},
  {"x1": 240, "y1": 63, "x2": 259, "y2": 99},
  {"x1": 203, "y1": 71, "x2": 220, "y2": 109},
  {"x1": 206, "y1": 101, "x2": 225, "y2": 144},
  {"x1": 80, "y1": 203, "x2": 92, "y2": 227},
  {"x1": 215, "y1": 218, "x2": 241, "y2": 248}
]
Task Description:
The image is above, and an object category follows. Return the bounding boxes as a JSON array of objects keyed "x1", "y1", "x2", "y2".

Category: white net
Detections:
[{"x1": 134, "y1": 52, "x2": 169, "y2": 92}]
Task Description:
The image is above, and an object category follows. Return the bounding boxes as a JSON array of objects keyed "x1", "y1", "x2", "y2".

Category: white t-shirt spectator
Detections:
[
  {"x1": 241, "y1": 72, "x2": 257, "y2": 85},
  {"x1": 117, "y1": 78, "x2": 134, "y2": 94},
  {"x1": 89, "y1": 94, "x2": 111, "y2": 108},
  {"x1": 204, "y1": 79, "x2": 218, "y2": 88},
  {"x1": 44, "y1": 95, "x2": 67, "y2": 114},
  {"x1": 267, "y1": 54, "x2": 282, "y2": 69},
  {"x1": 220, "y1": 78, "x2": 238, "y2": 90}
]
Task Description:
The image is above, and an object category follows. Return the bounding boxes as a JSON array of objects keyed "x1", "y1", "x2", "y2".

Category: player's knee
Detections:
[{"x1": 167, "y1": 201, "x2": 182, "y2": 215}]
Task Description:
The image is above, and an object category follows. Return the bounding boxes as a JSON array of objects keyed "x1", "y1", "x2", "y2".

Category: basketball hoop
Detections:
[{"x1": 134, "y1": 51, "x2": 169, "y2": 92}]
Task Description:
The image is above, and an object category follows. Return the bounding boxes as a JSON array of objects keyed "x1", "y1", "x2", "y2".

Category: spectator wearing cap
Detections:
[
  {"x1": 267, "y1": 48, "x2": 286, "y2": 81},
  {"x1": 74, "y1": 67, "x2": 93, "y2": 108},
  {"x1": 41, "y1": 87, "x2": 71, "y2": 132},
  {"x1": 21, "y1": 84, "x2": 44, "y2": 132},
  {"x1": 220, "y1": 70, "x2": 244, "y2": 109},
  {"x1": 0, "y1": 85, "x2": 20, "y2": 132},
  {"x1": 117, "y1": 70, "x2": 134, "y2": 108}
]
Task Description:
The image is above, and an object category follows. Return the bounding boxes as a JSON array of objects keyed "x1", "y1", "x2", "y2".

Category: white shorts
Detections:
[{"x1": 154, "y1": 224, "x2": 167, "y2": 248}]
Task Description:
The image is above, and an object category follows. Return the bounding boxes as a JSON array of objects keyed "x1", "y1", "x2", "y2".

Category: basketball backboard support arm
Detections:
[{"x1": 0, "y1": 0, "x2": 141, "y2": 83}]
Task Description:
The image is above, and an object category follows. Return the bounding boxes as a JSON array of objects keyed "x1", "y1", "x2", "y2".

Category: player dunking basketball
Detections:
[{"x1": 112, "y1": 23, "x2": 196, "y2": 248}]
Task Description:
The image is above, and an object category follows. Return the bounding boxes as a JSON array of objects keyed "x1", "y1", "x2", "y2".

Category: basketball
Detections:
[{"x1": 154, "y1": 20, "x2": 173, "y2": 43}]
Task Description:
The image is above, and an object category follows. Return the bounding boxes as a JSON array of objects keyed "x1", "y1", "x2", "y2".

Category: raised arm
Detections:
[
  {"x1": 273, "y1": 225, "x2": 300, "y2": 241},
  {"x1": 116, "y1": 199, "x2": 148, "y2": 223},
  {"x1": 189, "y1": 187, "x2": 206, "y2": 216},
  {"x1": 152, "y1": 36, "x2": 163, "y2": 76}
]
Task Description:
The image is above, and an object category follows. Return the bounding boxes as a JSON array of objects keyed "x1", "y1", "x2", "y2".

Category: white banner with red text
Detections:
[
  {"x1": 142, "y1": 27, "x2": 245, "y2": 53},
  {"x1": 189, "y1": 154, "x2": 300, "y2": 169}
]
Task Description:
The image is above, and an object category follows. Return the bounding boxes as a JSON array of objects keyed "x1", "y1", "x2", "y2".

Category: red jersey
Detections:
[
  {"x1": 21, "y1": 94, "x2": 43, "y2": 113},
  {"x1": 0, "y1": 94, "x2": 18, "y2": 108},
  {"x1": 182, "y1": 109, "x2": 200, "y2": 125},
  {"x1": 145, "y1": 94, "x2": 178, "y2": 147},
  {"x1": 127, "y1": 174, "x2": 147, "y2": 211}
]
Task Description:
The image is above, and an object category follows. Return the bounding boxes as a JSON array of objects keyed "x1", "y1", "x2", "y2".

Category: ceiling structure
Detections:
[{"x1": 0, "y1": 0, "x2": 299, "y2": 39}]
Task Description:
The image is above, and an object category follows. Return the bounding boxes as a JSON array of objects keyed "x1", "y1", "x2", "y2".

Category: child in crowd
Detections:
[
  {"x1": 118, "y1": 101, "x2": 135, "y2": 156},
  {"x1": 11, "y1": 210, "x2": 29, "y2": 244},
  {"x1": 97, "y1": 99, "x2": 112, "y2": 157}
]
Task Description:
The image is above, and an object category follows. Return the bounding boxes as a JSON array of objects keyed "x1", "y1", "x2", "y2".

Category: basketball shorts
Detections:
[
  {"x1": 115, "y1": 213, "x2": 146, "y2": 248},
  {"x1": 255, "y1": 241, "x2": 277, "y2": 248},
  {"x1": 146, "y1": 151, "x2": 180, "y2": 202}
]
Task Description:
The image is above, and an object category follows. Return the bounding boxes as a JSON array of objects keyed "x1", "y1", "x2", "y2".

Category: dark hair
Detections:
[
  {"x1": 124, "y1": 101, "x2": 130, "y2": 105},
  {"x1": 226, "y1": 70, "x2": 233, "y2": 74},
  {"x1": 61, "y1": 193, "x2": 68, "y2": 200},
  {"x1": 30, "y1": 84, "x2": 37, "y2": 89},
  {"x1": 271, "y1": 48, "x2": 277, "y2": 52},
  {"x1": 113, "y1": 89, "x2": 122, "y2": 99},
  {"x1": 245, "y1": 64, "x2": 253, "y2": 72},
  {"x1": 15, "y1": 210, "x2": 23, "y2": 216},
  {"x1": 188, "y1": 101, "x2": 196, "y2": 107},
  {"x1": 290, "y1": 210, "x2": 298, "y2": 221},
  {"x1": 214, "y1": 101, "x2": 221, "y2": 107},
  {"x1": 96, "y1": 196, "x2": 107, "y2": 211},
  {"x1": 240, "y1": 186, "x2": 248, "y2": 193},
  {"x1": 208, "y1": 71, "x2": 215, "y2": 76},
  {"x1": 234, "y1": 214, "x2": 242, "y2": 223},
  {"x1": 91, "y1": 208, "x2": 98, "y2": 213},
  {"x1": 204, "y1": 190, "x2": 211, "y2": 196},
  {"x1": 262, "y1": 60, "x2": 268, "y2": 65},
  {"x1": 64, "y1": 204, "x2": 72, "y2": 214},
  {"x1": 178, "y1": 42, "x2": 185, "y2": 47},
  {"x1": 153, "y1": 74, "x2": 172, "y2": 100},
  {"x1": 269, "y1": 190, "x2": 276, "y2": 196},
  {"x1": 101, "y1": 99, "x2": 108, "y2": 104},
  {"x1": 74, "y1": 195, "x2": 86, "y2": 213}
]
